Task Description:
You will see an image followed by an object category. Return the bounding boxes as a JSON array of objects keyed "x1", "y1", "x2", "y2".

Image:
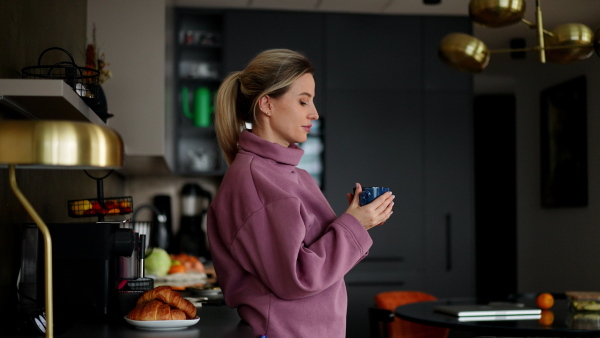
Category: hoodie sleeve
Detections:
[{"x1": 228, "y1": 197, "x2": 372, "y2": 300}]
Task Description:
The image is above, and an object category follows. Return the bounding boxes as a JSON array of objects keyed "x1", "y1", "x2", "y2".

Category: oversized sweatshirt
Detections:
[{"x1": 207, "y1": 130, "x2": 373, "y2": 337}]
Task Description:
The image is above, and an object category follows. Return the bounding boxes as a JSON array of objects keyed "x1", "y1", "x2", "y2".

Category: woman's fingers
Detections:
[
  {"x1": 373, "y1": 192, "x2": 394, "y2": 225},
  {"x1": 380, "y1": 197, "x2": 395, "y2": 224},
  {"x1": 373, "y1": 192, "x2": 394, "y2": 211},
  {"x1": 354, "y1": 183, "x2": 362, "y2": 204},
  {"x1": 348, "y1": 183, "x2": 362, "y2": 205}
]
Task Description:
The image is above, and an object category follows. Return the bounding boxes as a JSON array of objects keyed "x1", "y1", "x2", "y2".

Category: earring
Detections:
[{"x1": 264, "y1": 110, "x2": 271, "y2": 116}]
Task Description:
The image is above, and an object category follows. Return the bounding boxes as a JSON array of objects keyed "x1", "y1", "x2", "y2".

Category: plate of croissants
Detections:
[{"x1": 125, "y1": 286, "x2": 200, "y2": 331}]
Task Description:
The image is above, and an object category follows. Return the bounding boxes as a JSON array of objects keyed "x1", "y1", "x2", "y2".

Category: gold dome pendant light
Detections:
[
  {"x1": 439, "y1": 0, "x2": 599, "y2": 73},
  {"x1": 469, "y1": 0, "x2": 526, "y2": 28},
  {"x1": 438, "y1": 33, "x2": 490, "y2": 73},
  {"x1": 545, "y1": 23, "x2": 595, "y2": 64}
]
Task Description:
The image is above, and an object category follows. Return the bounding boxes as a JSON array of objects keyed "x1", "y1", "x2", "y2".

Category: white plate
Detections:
[{"x1": 124, "y1": 316, "x2": 200, "y2": 331}]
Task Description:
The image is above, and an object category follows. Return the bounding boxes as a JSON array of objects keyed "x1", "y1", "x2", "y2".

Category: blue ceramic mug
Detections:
[{"x1": 358, "y1": 187, "x2": 390, "y2": 206}]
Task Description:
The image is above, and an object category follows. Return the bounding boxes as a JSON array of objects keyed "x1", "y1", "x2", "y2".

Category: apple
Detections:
[
  {"x1": 91, "y1": 200, "x2": 102, "y2": 211},
  {"x1": 103, "y1": 200, "x2": 118, "y2": 209}
]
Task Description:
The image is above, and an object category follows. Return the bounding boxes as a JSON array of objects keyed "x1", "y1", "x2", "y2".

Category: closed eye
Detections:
[{"x1": 299, "y1": 92, "x2": 313, "y2": 106}]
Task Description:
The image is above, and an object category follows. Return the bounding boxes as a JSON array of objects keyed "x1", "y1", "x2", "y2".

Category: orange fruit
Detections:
[
  {"x1": 539, "y1": 310, "x2": 554, "y2": 326},
  {"x1": 168, "y1": 261, "x2": 186, "y2": 274},
  {"x1": 536, "y1": 292, "x2": 555, "y2": 310}
]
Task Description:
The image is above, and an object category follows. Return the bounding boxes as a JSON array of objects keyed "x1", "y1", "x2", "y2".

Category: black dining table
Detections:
[{"x1": 395, "y1": 298, "x2": 600, "y2": 337}]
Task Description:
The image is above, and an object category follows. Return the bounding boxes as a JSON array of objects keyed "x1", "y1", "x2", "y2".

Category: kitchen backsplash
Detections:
[{"x1": 125, "y1": 175, "x2": 220, "y2": 235}]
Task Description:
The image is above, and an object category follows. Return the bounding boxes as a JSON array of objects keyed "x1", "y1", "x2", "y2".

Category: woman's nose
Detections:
[{"x1": 310, "y1": 107, "x2": 319, "y2": 120}]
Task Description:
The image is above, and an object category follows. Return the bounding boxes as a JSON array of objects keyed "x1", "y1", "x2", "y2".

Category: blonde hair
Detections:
[{"x1": 214, "y1": 49, "x2": 314, "y2": 164}]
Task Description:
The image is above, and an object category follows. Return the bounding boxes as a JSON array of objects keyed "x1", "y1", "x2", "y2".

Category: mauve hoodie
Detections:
[{"x1": 207, "y1": 130, "x2": 373, "y2": 337}]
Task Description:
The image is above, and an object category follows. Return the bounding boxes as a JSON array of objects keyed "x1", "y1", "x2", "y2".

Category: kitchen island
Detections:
[{"x1": 8, "y1": 304, "x2": 253, "y2": 338}]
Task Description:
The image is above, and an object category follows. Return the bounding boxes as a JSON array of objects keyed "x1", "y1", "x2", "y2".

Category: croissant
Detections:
[
  {"x1": 127, "y1": 300, "x2": 187, "y2": 321},
  {"x1": 136, "y1": 286, "x2": 197, "y2": 319}
]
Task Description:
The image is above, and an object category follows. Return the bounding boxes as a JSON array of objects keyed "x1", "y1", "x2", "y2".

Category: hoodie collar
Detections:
[{"x1": 239, "y1": 130, "x2": 304, "y2": 166}]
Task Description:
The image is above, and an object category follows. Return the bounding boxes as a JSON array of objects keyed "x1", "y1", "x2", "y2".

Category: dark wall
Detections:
[{"x1": 0, "y1": 0, "x2": 87, "y2": 78}]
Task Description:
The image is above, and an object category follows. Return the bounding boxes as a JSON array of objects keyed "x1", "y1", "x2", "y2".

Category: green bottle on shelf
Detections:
[{"x1": 182, "y1": 86, "x2": 213, "y2": 127}]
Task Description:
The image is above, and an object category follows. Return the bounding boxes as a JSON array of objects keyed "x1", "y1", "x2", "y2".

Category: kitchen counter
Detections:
[{"x1": 8, "y1": 305, "x2": 254, "y2": 338}]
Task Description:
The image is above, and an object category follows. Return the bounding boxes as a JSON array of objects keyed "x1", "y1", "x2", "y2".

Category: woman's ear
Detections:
[{"x1": 258, "y1": 95, "x2": 271, "y2": 115}]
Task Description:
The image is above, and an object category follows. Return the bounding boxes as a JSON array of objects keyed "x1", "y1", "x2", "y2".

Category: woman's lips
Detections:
[{"x1": 303, "y1": 125, "x2": 312, "y2": 133}]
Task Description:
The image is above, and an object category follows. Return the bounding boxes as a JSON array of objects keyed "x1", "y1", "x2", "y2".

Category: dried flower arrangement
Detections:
[{"x1": 86, "y1": 24, "x2": 112, "y2": 85}]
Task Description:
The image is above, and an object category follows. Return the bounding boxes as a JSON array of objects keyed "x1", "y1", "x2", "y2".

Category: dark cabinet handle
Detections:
[{"x1": 445, "y1": 213, "x2": 452, "y2": 271}]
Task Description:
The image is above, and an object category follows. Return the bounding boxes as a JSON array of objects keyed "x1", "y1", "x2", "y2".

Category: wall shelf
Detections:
[
  {"x1": 173, "y1": 9, "x2": 226, "y2": 176},
  {"x1": 0, "y1": 79, "x2": 104, "y2": 125}
]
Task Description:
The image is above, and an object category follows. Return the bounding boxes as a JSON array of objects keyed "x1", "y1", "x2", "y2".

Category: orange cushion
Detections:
[{"x1": 374, "y1": 291, "x2": 448, "y2": 338}]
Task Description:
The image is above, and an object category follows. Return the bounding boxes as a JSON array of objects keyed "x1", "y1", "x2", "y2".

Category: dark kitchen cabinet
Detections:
[
  {"x1": 173, "y1": 9, "x2": 227, "y2": 175},
  {"x1": 323, "y1": 14, "x2": 473, "y2": 338},
  {"x1": 421, "y1": 17, "x2": 474, "y2": 298}
]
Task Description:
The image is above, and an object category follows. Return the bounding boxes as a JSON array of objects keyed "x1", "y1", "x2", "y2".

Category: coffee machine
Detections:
[
  {"x1": 177, "y1": 183, "x2": 211, "y2": 260},
  {"x1": 20, "y1": 222, "x2": 139, "y2": 325}
]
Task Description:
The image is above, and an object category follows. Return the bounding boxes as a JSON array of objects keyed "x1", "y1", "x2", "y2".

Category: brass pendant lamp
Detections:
[{"x1": 439, "y1": 0, "x2": 599, "y2": 73}]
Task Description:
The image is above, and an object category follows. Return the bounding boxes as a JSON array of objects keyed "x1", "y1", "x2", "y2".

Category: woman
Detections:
[{"x1": 207, "y1": 49, "x2": 395, "y2": 337}]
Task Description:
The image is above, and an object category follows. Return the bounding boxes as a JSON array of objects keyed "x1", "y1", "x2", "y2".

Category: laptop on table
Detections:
[{"x1": 434, "y1": 303, "x2": 542, "y2": 322}]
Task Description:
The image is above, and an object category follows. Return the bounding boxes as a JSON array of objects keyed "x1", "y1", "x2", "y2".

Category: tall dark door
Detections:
[{"x1": 474, "y1": 94, "x2": 518, "y2": 301}]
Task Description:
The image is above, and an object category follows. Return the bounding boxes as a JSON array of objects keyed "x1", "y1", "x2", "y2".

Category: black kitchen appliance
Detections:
[
  {"x1": 152, "y1": 194, "x2": 175, "y2": 252},
  {"x1": 20, "y1": 222, "x2": 136, "y2": 326},
  {"x1": 177, "y1": 183, "x2": 211, "y2": 260}
]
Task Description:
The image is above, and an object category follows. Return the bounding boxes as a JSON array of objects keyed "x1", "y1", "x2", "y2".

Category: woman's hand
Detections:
[{"x1": 345, "y1": 183, "x2": 394, "y2": 231}]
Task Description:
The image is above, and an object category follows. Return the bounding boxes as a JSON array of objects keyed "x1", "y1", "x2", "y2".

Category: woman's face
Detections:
[{"x1": 258, "y1": 73, "x2": 319, "y2": 147}]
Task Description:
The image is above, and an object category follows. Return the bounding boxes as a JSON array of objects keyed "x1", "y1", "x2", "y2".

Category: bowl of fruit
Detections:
[{"x1": 68, "y1": 196, "x2": 133, "y2": 217}]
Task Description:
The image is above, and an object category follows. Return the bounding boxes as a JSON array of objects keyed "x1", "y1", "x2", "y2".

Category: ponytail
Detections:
[{"x1": 214, "y1": 71, "x2": 245, "y2": 165}]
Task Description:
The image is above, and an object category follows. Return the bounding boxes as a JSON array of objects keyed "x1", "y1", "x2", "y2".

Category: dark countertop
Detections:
[{"x1": 8, "y1": 305, "x2": 254, "y2": 338}]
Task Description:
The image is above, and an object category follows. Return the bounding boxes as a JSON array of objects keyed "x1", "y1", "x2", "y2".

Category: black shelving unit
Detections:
[{"x1": 174, "y1": 9, "x2": 226, "y2": 176}]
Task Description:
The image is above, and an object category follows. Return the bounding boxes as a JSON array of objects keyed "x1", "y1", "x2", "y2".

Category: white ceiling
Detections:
[{"x1": 171, "y1": 0, "x2": 600, "y2": 53}]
